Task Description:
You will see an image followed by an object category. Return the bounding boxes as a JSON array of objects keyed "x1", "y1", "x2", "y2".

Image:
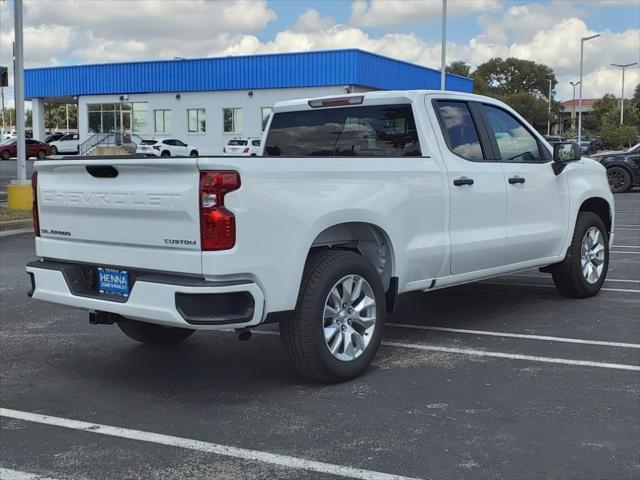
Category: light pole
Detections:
[
  {"x1": 569, "y1": 81, "x2": 580, "y2": 132},
  {"x1": 578, "y1": 34, "x2": 600, "y2": 143},
  {"x1": 547, "y1": 78, "x2": 553, "y2": 136},
  {"x1": 13, "y1": 0, "x2": 26, "y2": 183},
  {"x1": 611, "y1": 62, "x2": 637, "y2": 124},
  {"x1": 440, "y1": 0, "x2": 447, "y2": 90}
]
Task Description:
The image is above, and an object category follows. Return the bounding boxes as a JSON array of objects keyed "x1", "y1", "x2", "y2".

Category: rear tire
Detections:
[
  {"x1": 551, "y1": 212, "x2": 609, "y2": 298},
  {"x1": 117, "y1": 319, "x2": 195, "y2": 345},
  {"x1": 190, "y1": 150, "x2": 199, "y2": 157},
  {"x1": 161, "y1": 150, "x2": 171, "y2": 157},
  {"x1": 37, "y1": 150, "x2": 46, "y2": 159},
  {"x1": 607, "y1": 166, "x2": 631, "y2": 193},
  {"x1": 50, "y1": 146, "x2": 58, "y2": 155},
  {"x1": 280, "y1": 250, "x2": 385, "y2": 383}
]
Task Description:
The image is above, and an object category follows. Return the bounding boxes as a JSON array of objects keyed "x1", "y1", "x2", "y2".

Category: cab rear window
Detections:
[{"x1": 264, "y1": 105, "x2": 421, "y2": 157}]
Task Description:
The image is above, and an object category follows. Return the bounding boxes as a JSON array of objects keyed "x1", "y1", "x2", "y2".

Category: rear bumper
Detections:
[{"x1": 27, "y1": 260, "x2": 265, "y2": 330}]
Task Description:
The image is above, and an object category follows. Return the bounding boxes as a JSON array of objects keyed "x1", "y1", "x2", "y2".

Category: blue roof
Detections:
[{"x1": 25, "y1": 49, "x2": 472, "y2": 99}]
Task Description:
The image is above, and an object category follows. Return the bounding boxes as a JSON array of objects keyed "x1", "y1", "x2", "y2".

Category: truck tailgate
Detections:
[{"x1": 34, "y1": 158, "x2": 202, "y2": 274}]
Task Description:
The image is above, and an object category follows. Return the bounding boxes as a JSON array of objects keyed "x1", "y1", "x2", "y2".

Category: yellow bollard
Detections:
[{"x1": 7, "y1": 183, "x2": 33, "y2": 211}]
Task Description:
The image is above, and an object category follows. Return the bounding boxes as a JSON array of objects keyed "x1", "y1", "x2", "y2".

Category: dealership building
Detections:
[{"x1": 25, "y1": 49, "x2": 473, "y2": 155}]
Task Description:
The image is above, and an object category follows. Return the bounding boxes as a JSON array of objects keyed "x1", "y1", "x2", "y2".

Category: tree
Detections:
[
  {"x1": 45, "y1": 103, "x2": 77, "y2": 130},
  {"x1": 632, "y1": 83, "x2": 640, "y2": 110},
  {"x1": 472, "y1": 57, "x2": 556, "y2": 98},
  {"x1": 600, "y1": 123, "x2": 637, "y2": 149},
  {"x1": 446, "y1": 61, "x2": 471, "y2": 77}
]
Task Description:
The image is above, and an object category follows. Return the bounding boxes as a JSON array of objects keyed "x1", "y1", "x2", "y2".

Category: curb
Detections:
[{"x1": 0, "y1": 219, "x2": 32, "y2": 232}]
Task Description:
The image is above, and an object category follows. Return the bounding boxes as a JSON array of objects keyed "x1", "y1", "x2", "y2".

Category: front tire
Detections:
[
  {"x1": 551, "y1": 212, "x2": 609, "y2": 298},
  {"x1": 1, "y1": 151, "x2": 10, "y2": 160},
  {"x1": 607, "y1": 166, "x2": 631, "y2": 193},
  {"x1": 117, "y1": 319, "x2": 195, "y2": 345},
  {"x1": 280, "y1": 250, "x2": 385, "y2": 383},
  {"x1": 50, "y1": 146, "x2": 58, "y2": 155}
]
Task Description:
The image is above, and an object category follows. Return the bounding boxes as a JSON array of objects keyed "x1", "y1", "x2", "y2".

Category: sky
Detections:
[{"x1": 0, "y1": 0, "x2": 639, "y2": 108}]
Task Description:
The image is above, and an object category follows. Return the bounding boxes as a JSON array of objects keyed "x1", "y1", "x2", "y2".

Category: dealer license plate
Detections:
[{"x1": 97, "y1": 267, "x2": 130, "y2": 297}]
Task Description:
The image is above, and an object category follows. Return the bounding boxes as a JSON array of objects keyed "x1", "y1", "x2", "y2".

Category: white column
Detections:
[{"x1": 31, "y1": 98, "x2": 46, "y2": 141}]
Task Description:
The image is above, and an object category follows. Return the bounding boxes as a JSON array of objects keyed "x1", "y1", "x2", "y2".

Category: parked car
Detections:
[
  {"x1": 0, "y1": 138, "x2": 53, "y2": 160},
  {"x1": 591, "y1": 143, "x2": 640, "y2": 193},
  {"x1": 3, "y1": 129, "x2": 16, "y2": 140},
  {"x1": 28, "y1": 90, "x2": 614, "y2": 383},
  {"x1": 49, "y1": 133, "x2": 80, "y2": 154},
  {"x1": 44, "y1": 132, "x2": 65, "y2": 144},
  {"x1": 223, "y1": 137, "x2": 261, "y2": 156},
  {"x1": 136, "y1": 138, "x2": 198, "y2": 157}
]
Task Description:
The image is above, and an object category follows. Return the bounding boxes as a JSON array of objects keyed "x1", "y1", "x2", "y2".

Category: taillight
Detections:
[
  {"x1": 200, "y1": 171, "x2": 240, "y2": 251},
  {"x1": 32, "y1": 171, "x2": 40, "y2": 237},
  {"x1": 153, "y1": 145, "x2": 160, "y2": 150},
  {"x1": 243, "y1": 147, "x2": 249, "y2": 154}
]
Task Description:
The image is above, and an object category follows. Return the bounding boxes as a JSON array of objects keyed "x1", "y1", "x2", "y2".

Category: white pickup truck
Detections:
[{"x1": 27, "y1": 90, "x2": 614, "y2": 382}]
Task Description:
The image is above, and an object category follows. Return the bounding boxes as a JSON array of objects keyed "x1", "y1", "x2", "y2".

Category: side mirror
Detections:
[
  {"x1": 552, "y1": 142, "x2": 582, "y2": 175},
  {"x1": 553, "y1": 142, "x2": 582, "y2": 163}
]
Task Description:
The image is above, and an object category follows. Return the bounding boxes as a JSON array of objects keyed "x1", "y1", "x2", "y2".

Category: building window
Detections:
[
  {"x1": 261, "y1": 107, "x2": 272, "y2": 131},
  {"x1": 86, "y1": 102, "x2": 148, "y2": 135},
  {"x1": 132, "y1": 103, "x2": 148, "y2": 134},
  {"x1": 223, "y1": 108, "x2": 242, "y2": 133},
  {"x1": 188, "y1": 109, "x2": 206, "y2": 133},
  {"x1": 154, "y1": 109, "x2": 172, "y2": 134}
]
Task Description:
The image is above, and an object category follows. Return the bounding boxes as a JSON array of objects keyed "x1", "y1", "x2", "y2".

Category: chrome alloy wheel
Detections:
[
  {"x1": 581, "y1": 227, "x2": 605, "y2": 284},
  {"x1": 323, "y1": 274, "x2": 377, "y2": 362}
]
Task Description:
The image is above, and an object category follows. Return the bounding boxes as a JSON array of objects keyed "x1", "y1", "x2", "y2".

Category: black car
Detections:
[{"x1": 593, "y1": 143, "x2": 640, "y2": 193}]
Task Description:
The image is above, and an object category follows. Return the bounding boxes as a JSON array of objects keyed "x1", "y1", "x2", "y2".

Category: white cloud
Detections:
[
  {"x1": 350, "y1": 0, "x2": 501, "y2": 28},
  {"x1": 294, "y1": 9, "x2": 336, "y2": 32}
]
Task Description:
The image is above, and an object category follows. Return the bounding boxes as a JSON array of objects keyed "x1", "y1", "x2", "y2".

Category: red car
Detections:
[{"x1": 0, "y1": 139, "x2": 53, "y2": 160}]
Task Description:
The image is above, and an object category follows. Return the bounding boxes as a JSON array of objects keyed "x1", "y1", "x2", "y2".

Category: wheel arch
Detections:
[
  {"x1": 579, "y1": 197, "x2": 612, "y2": 235},
  {"x1": 307, "y1": 222, "x2": 396, "y2": 295}
]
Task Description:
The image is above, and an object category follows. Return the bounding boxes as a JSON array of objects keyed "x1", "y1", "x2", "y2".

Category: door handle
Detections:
[
  {"x1": 453, "y1": 177, "x2": 474, "y2": 186},
  {"x1": 508, "y1": 176, "x2": 525, "y2": 184}
]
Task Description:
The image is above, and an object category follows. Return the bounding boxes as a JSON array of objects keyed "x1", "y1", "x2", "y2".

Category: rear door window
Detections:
[
  {"x1": 264, "y1": 104, "x2": 421, "y2": 157},
  {"x1": 228, "y1": 139, "x2": 248, "y2": 146},
  {"x1": 434, "y1": 100, "x2": 484, "y2": 161}
]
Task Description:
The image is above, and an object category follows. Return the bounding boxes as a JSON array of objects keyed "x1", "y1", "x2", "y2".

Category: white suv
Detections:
[
  {"x1": 136, "y1": 138, "x2": 199, "y2": 157},
  {"x1": 223, "y1": 137, "x2": 261, "y2": 156},
  {"x1": 49, "y1": 133, "x2": 79, "y2": 154}
]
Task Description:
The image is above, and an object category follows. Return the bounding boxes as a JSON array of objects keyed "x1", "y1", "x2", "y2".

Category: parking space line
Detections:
[
  {"x1": 511, "y1": 274, "x2": 640, "y2": 284},
  {"x1": 611, "y1": 251, "x2": 640, "y2": 254},
  {"x1": 252, "y1": 332, "x2": 640, "y2": 371},
  {"x1": 381, "y1": 343, "x2": 640, "y2": 371},
  {"x1": 615, "y1": 228, "x2": 640, "y2": 231},
  {"x1": 0, "y1": 468, "x2": 59, "y2": 480},
  {"x1": 479, "y1": 281, "x2": 640, "y2": 293},
  {"x1": 0, "y1": 409, "x2": 420, "y2": 480},
  {"x1": 0, "y1": 468, "x2": 58, "y2": 480},
  {"x1": 613, "y1": 245, "x2": 640, "y2": 248},
  {"x1": 387, "y1": 324, "x2": 640, "y2": 349}
]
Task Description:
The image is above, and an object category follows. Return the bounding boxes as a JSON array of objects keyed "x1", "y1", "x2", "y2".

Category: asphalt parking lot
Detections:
[{"x1": 1, "y1": 192, "x2": 638, "y2": 480}]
